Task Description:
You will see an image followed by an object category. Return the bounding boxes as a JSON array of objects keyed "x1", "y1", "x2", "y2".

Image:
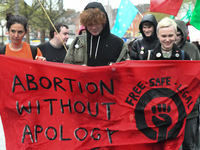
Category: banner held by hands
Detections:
[{"x1": 0, "y1": 55, "x2": 200, "y2": 149}]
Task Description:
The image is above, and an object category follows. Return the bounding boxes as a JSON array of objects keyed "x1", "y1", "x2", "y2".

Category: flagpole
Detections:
[
  {"x1": 137, "y1": 11, "x2": 143, "y2": 18},
  {"x1": 37, "y1": 0, "x2": 68, "y2": 52},
  {"x1": 133, "y1": 6, "x2": 143, "y2": 18}
]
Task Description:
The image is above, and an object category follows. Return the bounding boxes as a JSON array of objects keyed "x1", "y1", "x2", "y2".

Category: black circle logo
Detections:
[{"x1": 135, "y1": 88, "x2": 186, "y2": 142}]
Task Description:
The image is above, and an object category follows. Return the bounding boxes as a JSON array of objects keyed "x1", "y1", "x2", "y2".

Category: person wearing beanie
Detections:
[{"x1": 78, "y1": 26, "x2": 86, "y2": 35}]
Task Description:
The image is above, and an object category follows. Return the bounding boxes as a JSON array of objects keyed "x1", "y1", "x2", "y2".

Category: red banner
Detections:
[
  {"x1": 0, "y1": 55, "x2": 200, "y2": 150},
  {"x1": 150, "y1": 0, "x2": 183, "y2": 16}
]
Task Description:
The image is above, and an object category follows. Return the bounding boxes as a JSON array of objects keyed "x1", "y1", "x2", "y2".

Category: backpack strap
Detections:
[
  {"x1": 181, "y1": 50, "x2": 185, "y2": 60},
  {"x1": 30, "y1": 45, "x2": 38, "y2": 60},
  {"x1": 0, "y1": 45, "x2": 37, "y2": 60},
  {"x1": 0, "y1": 45, "x2": 6, "y2": 54}
]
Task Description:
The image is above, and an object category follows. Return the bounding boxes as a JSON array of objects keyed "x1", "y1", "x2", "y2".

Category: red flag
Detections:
[
  {"x1": 0, "y1": 55, "x2": 200, "y2": 150},
  {"x1": 150, "y1": 0, "x2": 183, "y2": 16}
]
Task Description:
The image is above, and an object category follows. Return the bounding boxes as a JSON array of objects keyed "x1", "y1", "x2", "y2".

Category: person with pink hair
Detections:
[{"x1": 78, "y1": 26, "x2": 86, "y2": 35}]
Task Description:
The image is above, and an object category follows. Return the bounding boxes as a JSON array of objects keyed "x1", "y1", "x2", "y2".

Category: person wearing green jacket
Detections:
[{"x1": 63, "y1": 2, "x2": 129, "y2": 66}]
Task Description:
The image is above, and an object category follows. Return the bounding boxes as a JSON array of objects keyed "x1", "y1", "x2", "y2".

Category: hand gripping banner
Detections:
[{"x1": 0, "y1": 55, "x2": 200, "y2": 150}]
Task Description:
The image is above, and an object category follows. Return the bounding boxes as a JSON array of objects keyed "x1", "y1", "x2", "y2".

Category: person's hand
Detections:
[{"x1": 35, "y1": 56, "x2": 46, "y2": 61}]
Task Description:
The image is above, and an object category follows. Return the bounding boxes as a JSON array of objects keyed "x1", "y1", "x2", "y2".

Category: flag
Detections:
[
  {"x1": 181, "y1": 3, "x2": 192, "y2": 23},
  {"x1": 150, "y1": 0, "x2": 183, "y2": 16},
  {"x1": 188, "y1": 25, "x2": 200, "y2": 42},
  {"x1": 170, "y1": 15, "x2": 175, "y2": 19},
  {"x1": 0, "y1": 55, "x2": 200, "y2": 149},
  {"x1": 24, "y1": 0, "x2": 33, "y2": 6},
  {"x1": 111, "y1": 0, "x2": 138, "y2": 38},
  {"x1": 191, "y1": 0, "x2": 200, "y2": 30}
]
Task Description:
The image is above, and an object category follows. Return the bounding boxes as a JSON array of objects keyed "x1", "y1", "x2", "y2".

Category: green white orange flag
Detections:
[
  {"x1": 181, "y1": 3, "x2": 192, "y2": 24},
  {"x1": 191, "y1": 0, "x2": 200, "y2": 30}
]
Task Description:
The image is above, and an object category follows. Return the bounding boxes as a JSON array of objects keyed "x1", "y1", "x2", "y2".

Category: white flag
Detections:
[{"x1": 24, "y1": 0, "x2": 33, "y2": 6}]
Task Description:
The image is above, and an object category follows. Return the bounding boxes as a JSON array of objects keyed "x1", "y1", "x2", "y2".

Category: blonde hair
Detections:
[
  {"x1": 157, "y1": 17, "x2": 177, "y2": 33},
  {"x1": 80, "y1": 8, "x2": 106, "y2": 27}
]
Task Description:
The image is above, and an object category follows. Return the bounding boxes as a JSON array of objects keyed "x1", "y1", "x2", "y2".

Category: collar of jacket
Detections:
[{"x1": 153, "y1": 43, "x2": 182, "y2": 59}]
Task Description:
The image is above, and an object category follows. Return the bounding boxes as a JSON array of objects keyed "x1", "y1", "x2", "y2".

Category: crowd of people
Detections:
[{"x1": 0, "y1": 1, "x2": 199, "y2": 150}]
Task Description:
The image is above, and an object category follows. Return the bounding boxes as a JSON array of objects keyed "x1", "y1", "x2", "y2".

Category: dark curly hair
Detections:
[
  {"x1": 6, "y1": 13, "x2": 28, "y2": 33},
  {"x1": 49, "y1": 23, "x2": 68, "y2": 39}
]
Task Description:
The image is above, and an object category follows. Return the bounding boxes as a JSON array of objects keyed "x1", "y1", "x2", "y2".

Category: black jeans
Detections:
[{"x1": 182, "y1": 117, "x2": 199, "y2": 150}]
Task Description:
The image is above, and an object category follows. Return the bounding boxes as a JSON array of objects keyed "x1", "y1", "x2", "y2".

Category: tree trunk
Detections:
[{"x1": 41, "y1": 29, "x2": 45, "y2": 43}]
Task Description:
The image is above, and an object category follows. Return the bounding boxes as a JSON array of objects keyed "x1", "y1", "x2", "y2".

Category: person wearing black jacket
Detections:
[
  {"x1": 175, "y1": 19, "x2": 199, "y2": 150},
  {"x1": 143, "y1": 17, "x2": 190, "y2": 60},
  {"x1": 38, "y1": 23, "x2": 69, "y2": 63},
  {"x1": 130, "y1": 14, "x2": 159, "y2": 60}
]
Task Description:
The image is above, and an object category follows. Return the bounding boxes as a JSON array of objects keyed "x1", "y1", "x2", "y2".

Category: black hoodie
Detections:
[
  {"x1": 130, "y1": 14, "x2": 159, "y2": 60},
  {"x1": 175, "y1": 19, "x2": 200, "y2": 119},
  {"x1": 175, "y1": 19, "x2": 200, "y2": 61},
  {"x1": 84, "y1": 2, "x2": 127, "y2": 66}
]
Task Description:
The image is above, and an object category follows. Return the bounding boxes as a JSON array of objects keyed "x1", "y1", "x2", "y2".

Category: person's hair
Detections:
[
  {"x1": 49, "y1": 23, "x2": 69, "y2": 39},
  {"x1": 157, "y1": 17, "x2": 177, "y2": 33},
  {"x1": 79, "y1": 8, "x2": 106, "y2": 27},
  {"x1": 142, "y1": 21, "x2": 153, "y2": 27},
  {"x1": 6, "y1": 13, "x2": 28, "y2": 33},
  {"x1": 177, "y1": 28, "x2": 183, "y2": 35}
]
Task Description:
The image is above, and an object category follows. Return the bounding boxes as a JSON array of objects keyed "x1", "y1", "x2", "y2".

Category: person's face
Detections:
[
  {"x1": 157, "y1": 25, "x2": 176, "y2": 51},
  {"x1": 56, "y1": 26, "x2": 69, "y2": 45},
  {"x1": 9, "y1": 23, "x2": 26, "y2": 45},
  {"x1": 81, "y1": 29, "x2": 86, "y2": 34},
  {"x1": 175, "y1": 31, "x2": 182, "y2": 46},
  {"x1": 142, "y1": 23, "x2": 154, "y2": 37},
  {"x1": 87, "y1": 24, "x2": 103, "y2": 36}
]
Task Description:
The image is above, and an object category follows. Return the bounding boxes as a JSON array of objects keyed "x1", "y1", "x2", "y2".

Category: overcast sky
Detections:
[{"x1": 63, "y1": 0, "x2": 150, "y2": 12}]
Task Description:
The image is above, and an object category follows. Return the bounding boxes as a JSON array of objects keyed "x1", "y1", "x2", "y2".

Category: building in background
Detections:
[
  {"x1": 0, "y1": 1, "x2": 150, "y2": 46},
  {"x1": 124, "y1": 4, "x2": 150, "y2": 39}
]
